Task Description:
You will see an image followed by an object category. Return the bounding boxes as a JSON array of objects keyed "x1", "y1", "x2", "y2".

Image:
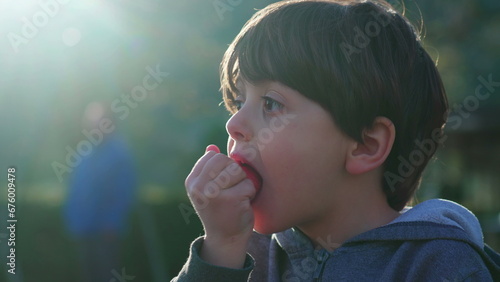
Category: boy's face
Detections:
[{"x1": 226, "y1": 80, "x2": 352, "y2": 234}]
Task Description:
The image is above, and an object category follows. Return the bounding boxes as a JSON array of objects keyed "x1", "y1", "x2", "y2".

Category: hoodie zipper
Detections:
[{"x1": 313, "y1": 249, "x2": 329, "y2": 281}]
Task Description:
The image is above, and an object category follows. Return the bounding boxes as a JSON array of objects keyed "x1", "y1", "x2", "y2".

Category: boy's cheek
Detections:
[
  {"x1": 268, "y1": 112, "x2": 299, "y2": 132},
  {"x1": 260, "y1": 133, "x2": 296, "y2": 164},
  {"x1": 227, "y1": 137, "x2": 234, "y2": 154}
]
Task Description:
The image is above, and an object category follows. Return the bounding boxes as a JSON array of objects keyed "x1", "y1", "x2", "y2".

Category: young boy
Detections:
[{"x1": 173, "y1": 0, "x2": 500, "y2": 281}]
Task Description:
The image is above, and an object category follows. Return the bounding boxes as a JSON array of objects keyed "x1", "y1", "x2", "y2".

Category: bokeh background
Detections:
[{"x1": 0, "y1": 0, "x2": 499, "y2": 281}]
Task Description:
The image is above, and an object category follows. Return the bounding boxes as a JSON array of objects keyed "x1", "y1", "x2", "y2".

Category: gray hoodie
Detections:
[{"x1": 173, "y1": 199, "x2": 500, "y2": 281}]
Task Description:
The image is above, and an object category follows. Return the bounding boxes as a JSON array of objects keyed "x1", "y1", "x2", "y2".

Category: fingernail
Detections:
[{"x1": 206, "y1": 144, "x2": 220, "y2": 153}]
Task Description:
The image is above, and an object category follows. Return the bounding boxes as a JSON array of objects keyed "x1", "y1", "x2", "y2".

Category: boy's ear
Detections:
[{"x1": 345, "y1": 117, "x2": 395, "y2": 175}]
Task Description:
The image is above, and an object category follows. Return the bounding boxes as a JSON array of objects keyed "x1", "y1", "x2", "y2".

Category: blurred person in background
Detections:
[{"x1": 63, "y1": 101, "x2": 137, "y2": 282}]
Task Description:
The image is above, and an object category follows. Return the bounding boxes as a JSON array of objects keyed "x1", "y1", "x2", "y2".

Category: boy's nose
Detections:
[{"x1": 226, "y1": 110, "x2": 253, "y2": 142}]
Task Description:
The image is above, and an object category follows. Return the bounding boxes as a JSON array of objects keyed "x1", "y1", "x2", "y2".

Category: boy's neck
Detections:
[{"x1": 297, "y1": 174, "x2": 401, "y2": 252}]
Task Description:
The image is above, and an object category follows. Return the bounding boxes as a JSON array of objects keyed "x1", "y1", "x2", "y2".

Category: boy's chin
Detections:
[
  {"x1": 253, "y1": 221, "x2": 288, "y2": 235},
  {"x1": 253, "y1": 227, "x2": 273, "y2": 235}
]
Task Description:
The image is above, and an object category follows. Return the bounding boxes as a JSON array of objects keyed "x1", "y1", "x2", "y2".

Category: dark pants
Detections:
[{"x1": 77, "y1": 234, "x2": 120, "y2": 282}]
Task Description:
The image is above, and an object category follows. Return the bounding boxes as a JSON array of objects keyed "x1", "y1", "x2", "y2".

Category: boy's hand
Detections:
[{"x1": 185, "y1": 144, "x2": 256, "y2": 268}]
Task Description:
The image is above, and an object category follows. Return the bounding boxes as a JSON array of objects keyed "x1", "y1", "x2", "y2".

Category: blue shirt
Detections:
[{"x1": 64, "y1": 135, "x2": 136, "y2": 237}]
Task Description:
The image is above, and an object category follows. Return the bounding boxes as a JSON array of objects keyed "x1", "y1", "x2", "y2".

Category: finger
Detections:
[
  {"x1": 186, "y1": 150, "x2": 218, "y2": 186},
  {"x1": 206, "y1": 144, "x2": 220, "y2": 153},
  {"x1": 220, "y1": 178, "x2": 256, "y2": 202},
  {"x1": 209, "y1": 162, "x2": 246, "y2": 191},
  {"x1": 199, "y1": 153, "x2": 234, "y2": 183},
  {"x1": 201, "y1": 178, "x2": 255, "y2": 210}
]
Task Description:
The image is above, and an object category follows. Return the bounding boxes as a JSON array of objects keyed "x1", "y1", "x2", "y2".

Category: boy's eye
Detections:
[
  {"x1": 262, "y1": 96, "x2": 283, "y2": 113},
  {"x1": 233, "y1": 99, "x2": 243, "y2": 111}
]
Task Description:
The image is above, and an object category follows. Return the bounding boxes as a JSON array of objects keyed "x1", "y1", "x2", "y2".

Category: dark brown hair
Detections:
[{"x1": 220, "y1": 0, "x2": 448, "y2": 211}]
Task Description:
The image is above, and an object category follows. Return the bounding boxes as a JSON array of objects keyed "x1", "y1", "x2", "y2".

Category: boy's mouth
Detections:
[
  {"x1": 239, "y1": 163, "x2": 263, "y2": 192},
  {"x1": 231, "y1": 153, "x2": 263, "y2": 192}
]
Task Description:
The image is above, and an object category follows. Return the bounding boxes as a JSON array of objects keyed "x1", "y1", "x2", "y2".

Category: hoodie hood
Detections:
[
  {"x1": 270, "y1": 199, "x2": 499, "y2": 281},
  {"x1": 275, "y1": 199, "x2": 484, "y2": 252},
  {"x1": 390, "y1": 198, "x2": 484, "y2": 247}
]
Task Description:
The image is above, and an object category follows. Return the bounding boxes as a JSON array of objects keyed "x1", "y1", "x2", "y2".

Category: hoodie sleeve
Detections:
[{"x1": 172, "y1": 237, "x2": 254, "y2": 282}]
